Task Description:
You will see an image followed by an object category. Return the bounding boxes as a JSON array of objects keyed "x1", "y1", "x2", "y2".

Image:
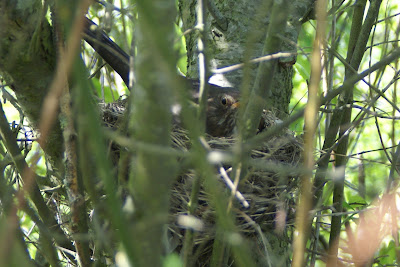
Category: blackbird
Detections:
[
  {"x1": 206, "y1": 88, "x2": 240, "y2": 136},
  {"x1": 83, "y1": 18, "x2": 240, "y2": 137},
  {"x1": 189, "y1": 81, "x2": 240, "y2": 137}
]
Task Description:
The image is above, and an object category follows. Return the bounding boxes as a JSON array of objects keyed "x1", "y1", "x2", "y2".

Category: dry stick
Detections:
[
  {"x1": 199, "y1": 138, "x2": 249, "y2": 209},
  {"x1": 220, "y1": 166, "x2": 249, "y2": 209},
  {"x1": 291, "y1": 0, "x2": 327, "y2": 266},
  {"x1": 212, "y1": 52, "x2": 295, "y2": 74},
  {"x1": 59, "y1": 61, "x2": 91, "y2": 266},
  {"x1": 16, "y1": 0, "x2": 93, "y2": 263},
  {"x1": 311, "y1": 1, "x2": 337, "y2": 264},
  {"x1": 53, "y1": 7, "x2": 91, "y2": 266}
]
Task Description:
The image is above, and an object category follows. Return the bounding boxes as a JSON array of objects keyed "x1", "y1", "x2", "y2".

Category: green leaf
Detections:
[{"x1": 163, "y1": 253, "x2": 183, "y2": 267}]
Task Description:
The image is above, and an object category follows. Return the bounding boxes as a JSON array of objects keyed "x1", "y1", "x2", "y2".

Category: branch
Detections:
[{"x1": 0, "y1": 101, "x2": 74, "y2": 264}]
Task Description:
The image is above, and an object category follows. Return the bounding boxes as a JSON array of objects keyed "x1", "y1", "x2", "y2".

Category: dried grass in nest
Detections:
[
  {"x1": 99, "y1": 100, "x2": 303, "y2": 265},
  {"x1": 99, "y1": 98, "x2": 128, "y2": 128},
  {"x1": 169, "y1": 111, "x2": 302, "y2": 265}
]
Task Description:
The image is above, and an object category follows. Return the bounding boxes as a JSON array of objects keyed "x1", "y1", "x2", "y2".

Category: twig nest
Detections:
[
  {"x1": 169, "y1": 110, "x2": 302, "y2": 264},
  {"x1": 99, "y1": 98, "x2": 128, "y2": 127},
  {"x1": 100, "y1": 100, "x2": 303, "y2": 265}
]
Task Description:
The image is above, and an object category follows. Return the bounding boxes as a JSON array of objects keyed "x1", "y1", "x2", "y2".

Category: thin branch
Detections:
[
  {"x1": 212, "y1": 52, "x2": 296, "y2": 74},
  {"x1": 292, "y1": 0, "x2": 327, "y2": 265},
  {"x1": 0, "y1": 102, "x2": 67, "y2": 266}
]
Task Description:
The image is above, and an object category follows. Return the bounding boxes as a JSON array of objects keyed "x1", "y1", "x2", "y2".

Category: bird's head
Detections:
[{"x1": 206, "y1": 89, "x2": 240, "y2": 137}]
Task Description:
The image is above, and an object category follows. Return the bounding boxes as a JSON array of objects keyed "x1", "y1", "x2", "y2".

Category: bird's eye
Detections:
[{"x1": 221, "y1": 97, "x2": 228, "y2": 105}]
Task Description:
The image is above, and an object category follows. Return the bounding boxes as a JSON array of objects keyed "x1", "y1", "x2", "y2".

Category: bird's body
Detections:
[{"x1": 83, "y1": 19, "x2": 241, "y2": 137}]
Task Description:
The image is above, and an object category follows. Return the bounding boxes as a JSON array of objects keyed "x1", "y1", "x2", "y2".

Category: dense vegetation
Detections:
[{"x1": 0, "y1": 0, "x2": 399, "y2": 266}]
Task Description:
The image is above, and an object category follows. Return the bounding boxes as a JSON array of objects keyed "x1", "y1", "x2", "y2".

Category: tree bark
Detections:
[
  {"x1": 179, "y1": 0, "x2": 315, "y2": 117},
  {"x1": 0, "y1": 1, "x2": 63, "y2": 166}
]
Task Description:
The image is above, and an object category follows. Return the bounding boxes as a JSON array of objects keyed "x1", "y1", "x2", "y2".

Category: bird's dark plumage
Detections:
[
  {"x1": 206, "y1": 88, "x2": 240, "y2": 137},
  {"x1": 83, "y1": 18, "x2": 241, "y2": 137}
]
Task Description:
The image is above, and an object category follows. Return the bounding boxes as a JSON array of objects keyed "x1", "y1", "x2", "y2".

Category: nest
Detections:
[{"x1": 100, "y1": 100, "x2": 303, "y2": 266}]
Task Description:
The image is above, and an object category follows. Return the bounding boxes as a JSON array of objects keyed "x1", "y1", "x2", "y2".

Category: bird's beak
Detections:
[{"x1": 232, "y1": 102, "x2": 240, "y2": 108}]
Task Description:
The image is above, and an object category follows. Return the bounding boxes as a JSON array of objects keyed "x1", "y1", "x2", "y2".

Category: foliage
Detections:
[{"x1": 0, "y1": 0, "x2": 399, "y2": 266}]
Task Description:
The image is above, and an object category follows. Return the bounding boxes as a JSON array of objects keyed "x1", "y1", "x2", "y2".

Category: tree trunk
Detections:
[
  {"x1": 0, "y1": 1, "x2": 63, "y2": 166},
  {"x1": 179, "y1": 0, "x2": 314, "y2": 264},
  {"x1": 179, "y1": 0, "x2": 314, "y2": 118}
]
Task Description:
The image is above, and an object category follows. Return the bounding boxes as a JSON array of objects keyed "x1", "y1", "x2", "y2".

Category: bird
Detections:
[
  {"x1": 190, "y1": 82, "x2": 240, "y2": 137},
  {"x1": 206, "y1": 89, "x2": 240, "y2": 137},
  {"x1": 83, "y1": 18, "x2": 131, "y2": 86},
  {"x1": 83, "y1": 18, "x2": 241, "y2": 137}
]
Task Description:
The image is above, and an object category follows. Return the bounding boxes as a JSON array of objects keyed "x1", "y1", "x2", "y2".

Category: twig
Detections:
[
  {"x1": 219, "y1": 166, "x2": 249, "y2": 208},
  {"x1": 199, "y1": 137, "x2": 249, "y2": 209},
  {"x1": 212, "y1": 52, "x2": 295, "y2": 74}
]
